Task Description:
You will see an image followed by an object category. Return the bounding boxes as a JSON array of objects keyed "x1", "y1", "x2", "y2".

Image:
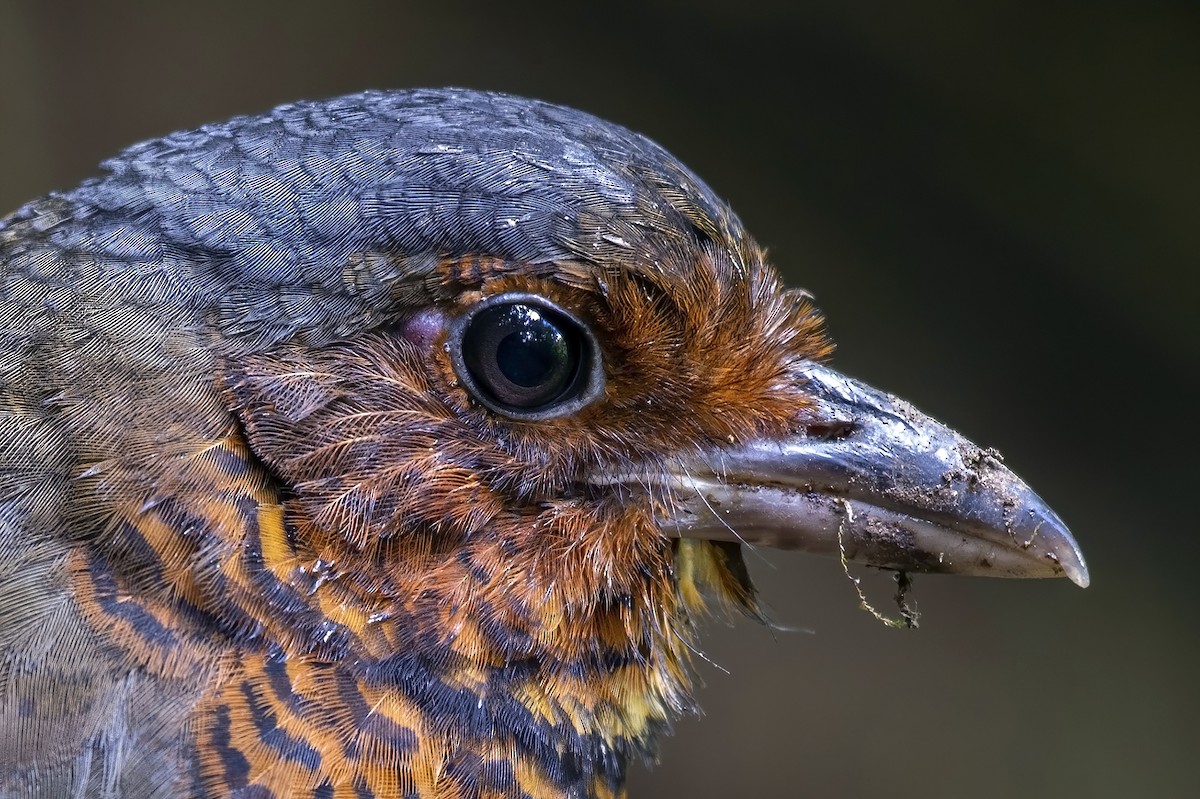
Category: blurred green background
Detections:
[{"x1": 1, "y1": 1, "x2": 1195, "y2": 796}]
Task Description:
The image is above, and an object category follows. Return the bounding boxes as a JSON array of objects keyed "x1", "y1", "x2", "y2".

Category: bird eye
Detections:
[{"x1": 450, "y1": 293, "x2": 604, "y2": 420}]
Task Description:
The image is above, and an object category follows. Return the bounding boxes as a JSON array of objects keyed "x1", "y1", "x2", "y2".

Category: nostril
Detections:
[{"x1": 804, "y1": 419, "x2": 856, "y2": 441}]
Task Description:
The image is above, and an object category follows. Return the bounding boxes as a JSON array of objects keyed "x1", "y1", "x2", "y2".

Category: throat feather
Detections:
[{"x1": 76, "y1": 431, "x2": 698, "y2": 797}]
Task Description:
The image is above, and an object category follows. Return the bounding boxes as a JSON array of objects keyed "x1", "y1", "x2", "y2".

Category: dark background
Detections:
[{"x1": 1, "y1": 1, "x2": 1195, "y2": 796}]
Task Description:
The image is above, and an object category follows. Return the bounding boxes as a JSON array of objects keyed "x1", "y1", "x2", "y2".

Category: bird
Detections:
[{"x1": 0, "y1": 89, "x2": 1088, "y2": 799}]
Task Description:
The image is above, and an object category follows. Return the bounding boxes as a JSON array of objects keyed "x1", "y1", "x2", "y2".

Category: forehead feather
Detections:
[{"x1": 19, "y1": 89, "x2": 754, "y2": 348}]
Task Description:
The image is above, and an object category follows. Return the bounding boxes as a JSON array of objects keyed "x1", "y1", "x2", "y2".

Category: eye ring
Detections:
[{"x1": 448, "y1": 292, "x2": 605, "y2": 421}]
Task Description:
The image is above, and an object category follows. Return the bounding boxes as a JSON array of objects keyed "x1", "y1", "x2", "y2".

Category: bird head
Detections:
[{"x1": 1, "y1": 89, "x2": 1087, "y2": 797}]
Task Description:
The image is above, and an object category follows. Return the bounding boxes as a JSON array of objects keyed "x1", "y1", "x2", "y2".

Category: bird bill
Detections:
[{"x1": 661, "y1": 362, "x2": 1089, "y2": 587}]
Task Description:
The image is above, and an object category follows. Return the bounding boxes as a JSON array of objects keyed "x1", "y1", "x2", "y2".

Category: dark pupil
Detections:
[
  {"x1": 496, "y1": 324, "x2": 566, "y2": 387},
  {"x1": 464, "y1": 303, "x2": 581, "y2": 409}
]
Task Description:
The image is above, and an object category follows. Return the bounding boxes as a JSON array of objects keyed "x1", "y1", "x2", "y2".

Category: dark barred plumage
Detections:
[{"x1": 0, "y1": 89, "x2": 1086, "y2": 798}]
